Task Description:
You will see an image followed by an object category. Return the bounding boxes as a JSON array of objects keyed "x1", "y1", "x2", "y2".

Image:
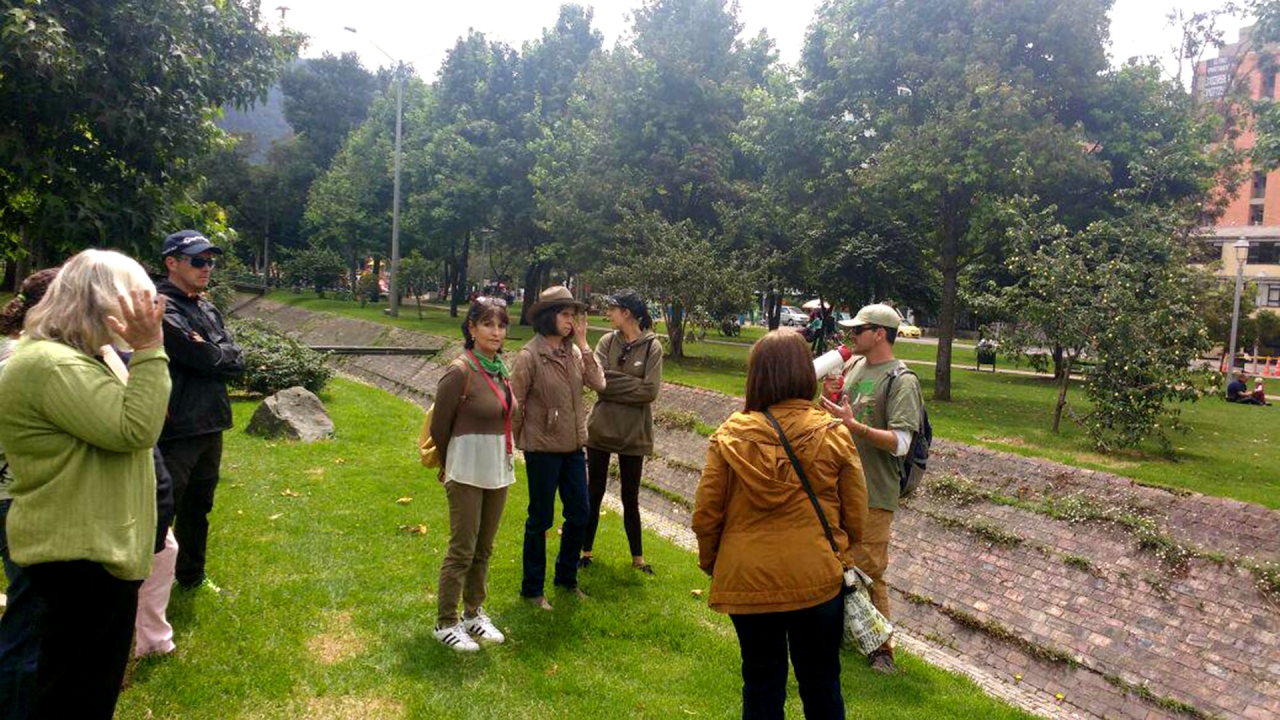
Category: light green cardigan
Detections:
[{"x1": 0, "y1": 338, "x2": 171, "y2": 580}]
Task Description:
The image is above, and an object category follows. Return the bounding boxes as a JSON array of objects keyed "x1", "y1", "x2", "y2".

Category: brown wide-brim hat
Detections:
[{"x1": 528, "y1": 285, "x2": 587, "y2": 319}]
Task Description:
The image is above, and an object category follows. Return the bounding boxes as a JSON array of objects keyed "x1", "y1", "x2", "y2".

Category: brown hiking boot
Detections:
[{"x1": 868, "y1": 648, "x2": 898, "y2": 675}]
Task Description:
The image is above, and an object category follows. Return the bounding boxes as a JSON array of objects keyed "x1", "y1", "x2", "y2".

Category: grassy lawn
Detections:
[
  {"x1": 117, "y1": 379, "x2": 1035, "y2": 719},
  {"x1": 257, "y1": 292, "x2": 1280, "y2": 509}
]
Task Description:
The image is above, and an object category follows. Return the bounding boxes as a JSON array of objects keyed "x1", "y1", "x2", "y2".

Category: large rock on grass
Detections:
[{"x1": 246, "y1": 386, "x2": 335, "y2": 442}]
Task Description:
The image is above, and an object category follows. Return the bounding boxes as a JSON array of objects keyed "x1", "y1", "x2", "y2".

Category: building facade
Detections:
[{"x1": 1195, "y1": 27, "x2": 1280, "y2": 310}]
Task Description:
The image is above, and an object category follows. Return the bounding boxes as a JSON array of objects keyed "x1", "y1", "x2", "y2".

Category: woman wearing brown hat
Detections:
[
  {"x1": 510, "y1": 286, "x2": 605, "y2": 610},
  {"x1": 579, "y1": 291, "x2": 663, "y2": 575}
]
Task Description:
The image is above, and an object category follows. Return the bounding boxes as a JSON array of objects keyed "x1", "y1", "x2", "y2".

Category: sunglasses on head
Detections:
[
  {"x1": 475, "y1": 296, "x2": 507, "y2": 307},
  {"x1": 185, "y1": 256, "x2": 217, "y2": 269}
]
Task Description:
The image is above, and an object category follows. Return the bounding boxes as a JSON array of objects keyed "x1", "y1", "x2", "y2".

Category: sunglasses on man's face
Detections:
[{"x1": 186, "y1": 256, "x2": 217, "y2": 269}]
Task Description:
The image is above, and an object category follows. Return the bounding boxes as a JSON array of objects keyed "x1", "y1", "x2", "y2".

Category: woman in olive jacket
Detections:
[
  {"x1": 580, "y1": 291, "x2": 663, "y2": 574},
  {"x1": 693, "y1": 330, "x2": 867, "y2": 720}
]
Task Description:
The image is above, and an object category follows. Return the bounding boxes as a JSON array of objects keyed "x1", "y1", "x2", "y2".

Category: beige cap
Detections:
[{"x1": 838, "y1": 303, "x2": 903, "y2": 329}]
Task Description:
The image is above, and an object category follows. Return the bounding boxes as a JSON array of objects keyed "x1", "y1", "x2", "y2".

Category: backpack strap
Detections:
[{"x1": 762, "y1": 409, "x2": 840, "y2": 557}]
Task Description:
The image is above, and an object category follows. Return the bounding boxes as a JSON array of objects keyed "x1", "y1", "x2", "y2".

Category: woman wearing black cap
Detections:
[{"x1": 580, "y1": 291, "x2": 663, "y2": 575}]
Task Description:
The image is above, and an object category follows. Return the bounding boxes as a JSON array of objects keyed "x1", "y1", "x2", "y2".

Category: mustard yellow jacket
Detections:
[{"x1": 693, "y1": 399, "x2": 867, "y2": 614}]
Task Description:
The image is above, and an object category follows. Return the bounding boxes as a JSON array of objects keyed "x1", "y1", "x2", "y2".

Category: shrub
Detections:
[{"x1": 228, "y1": 318, "x2": 333, "y2": 395}]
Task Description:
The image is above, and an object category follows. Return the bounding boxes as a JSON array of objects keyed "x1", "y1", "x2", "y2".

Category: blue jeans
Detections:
[
  {"x1": 521, "y1": 450, "x2": 589, "y2": 597},
  {"x1": 729, "y1": 593, "x2": 845, "y2": 720},
  {"x1": 0, "y1": 498, "x2": 41, "y2": 720}
]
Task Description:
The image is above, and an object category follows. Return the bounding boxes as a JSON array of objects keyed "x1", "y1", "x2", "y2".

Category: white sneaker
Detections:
[
  {"x1": 463, "y1": 611, "x2": 506, "y2": 644},
  {"x1": 433, "y1": 622, "x2": 479, "y2": 652}
]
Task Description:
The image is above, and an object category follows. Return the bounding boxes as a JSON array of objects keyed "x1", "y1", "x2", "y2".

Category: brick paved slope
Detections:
[{"x1": 236, "y1": 297, "x2": 1280, "y2": 720}]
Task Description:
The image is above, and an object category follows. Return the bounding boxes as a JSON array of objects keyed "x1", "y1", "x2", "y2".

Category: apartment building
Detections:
[{"x1": 1195, "y1": 26, "x2": 1280, "y2": 310}]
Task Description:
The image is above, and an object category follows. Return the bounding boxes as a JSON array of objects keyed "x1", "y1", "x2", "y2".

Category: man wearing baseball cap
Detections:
[
  {"x1": 155, "y1": 230, "x2": 244, "y2": 594},
  {"x1": 821, "y1": 303, "x2": 923, "y2": 674}
]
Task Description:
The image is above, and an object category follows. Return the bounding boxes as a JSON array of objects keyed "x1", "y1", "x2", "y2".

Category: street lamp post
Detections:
[
  {"x1": 345, "y1": 26, "x2": 404, "y2": 317},
  {"x1": 1225, "y1": 237, "x2": 1250, "y2": 390}
]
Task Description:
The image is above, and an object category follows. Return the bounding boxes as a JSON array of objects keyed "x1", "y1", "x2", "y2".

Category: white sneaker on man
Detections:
[
  {"x1": 433, "y1": 622, "x2": 479, "y2": 652},
  {"x1": 463, "y1": 611, "x2": 506, "y2": 644}
]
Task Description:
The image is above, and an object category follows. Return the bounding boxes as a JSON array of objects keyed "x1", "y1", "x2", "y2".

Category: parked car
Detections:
[
  {"x1": 898, "y1": 323, "x2": 922, "y2": 339},
  {"x1": 779, "y1": 305, "x2": 809, "y2": 327}
]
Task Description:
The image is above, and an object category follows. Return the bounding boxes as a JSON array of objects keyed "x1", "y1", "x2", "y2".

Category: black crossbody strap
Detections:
[{"x1": 762, "y1": 409, "x2": 839, "y2": 555}]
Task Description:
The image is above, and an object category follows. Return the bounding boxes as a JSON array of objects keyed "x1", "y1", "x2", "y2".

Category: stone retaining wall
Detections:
[{"x1": 236, "y1": 297, "x2": 1280, "y2": 720}]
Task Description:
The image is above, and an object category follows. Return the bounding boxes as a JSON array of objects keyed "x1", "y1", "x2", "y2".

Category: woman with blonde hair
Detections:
[
  {"x1": 693, "y1": 330, "x2": 867, "y2": 720},
  {"x1": 0, "y1": 249, "x2": 170, "y2": 718}
]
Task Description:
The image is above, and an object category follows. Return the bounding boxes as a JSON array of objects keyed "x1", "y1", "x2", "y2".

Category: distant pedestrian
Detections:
[
  {"x1": 0, "y1": 250, "x2": 170, "y2": 718},
  {"x1": 580, "y1": 291, "x2": 663, "y2": 576},
  {"x1": 156, "y1": 230, "x2": 244, "y2": 594},
  {"x1": 430, "y1": 297, "x2": 516, "y2": 653},
  {"x1": 510, "y1": 286, "x2": 605, "y2": 611},
  {"x1": 694, "y1": 329, "x2": 866, "y2": 720}
]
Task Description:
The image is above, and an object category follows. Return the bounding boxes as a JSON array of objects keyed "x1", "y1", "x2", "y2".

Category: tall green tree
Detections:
[
  {"x1": 0, "y1": 0, "x2": 299, "y2": 269},
  {"x1": 802, "y1": 0, "x2": 1113, "y2": 400}
]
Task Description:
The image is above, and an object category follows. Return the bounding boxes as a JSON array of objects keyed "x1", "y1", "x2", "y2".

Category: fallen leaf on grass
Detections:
[
  {"x1": 268, "y1": 513, "x2": 283, "y2": 521},
  {"x1": 690, "y1": 589, "x2": 703, "y2": 598},
  {"x1": 280, "y1": 489, "x2": 300, "y2": 497},
  {"x1": 334, "y1": 457, "x2": 347, "y2": 464},
  {"x1": 546, "y1": 663, "x2": 559, "y2": 676},
  {"x1": 396, "y1": 497, "x2": 413, "y2": 505},
  {"x1": 398, "y1": 524, "x2": 428, "y2": 535}
]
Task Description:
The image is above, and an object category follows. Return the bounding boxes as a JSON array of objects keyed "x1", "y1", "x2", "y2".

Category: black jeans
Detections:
[
  {"x1": 25, "y1": 561, "x2": 141, "y2": 720},
  {"x1": 0, "y1": 500, "x2": 41, "y2": 720},
  {"x1": 159, "y1": 431, "x2": 223, "y2": 586},
  {"x1": 521, "y1": 450, "x2": 589, "y2": 597},
  {"x1": 584, "y1": 448, "x2": 644, "y2": 557},
  {"x1": 729, "y1": 593, "x2": 845, "y2": 720}
]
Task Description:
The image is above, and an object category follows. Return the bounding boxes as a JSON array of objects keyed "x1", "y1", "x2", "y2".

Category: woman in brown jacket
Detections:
[
  {"x1": 693, "y1": 330, "x2": 867, "y2": 720},
  {"x1": 580, "y1": 291, "x2": 663, "y2": 575},
  {"x1": 510, "y1": 286, "x2": 605, "y2": 610},
  {"x1": 429, "y1": 298, "x2": 515, "y2": 652}
]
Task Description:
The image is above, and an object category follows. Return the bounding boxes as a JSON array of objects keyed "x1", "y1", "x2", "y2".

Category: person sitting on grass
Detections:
[
  {"x1": 1252, "y1": 377, "x2": 1271, "y2": 406},
  {"x1": 1227, "y1": 373, "x2": 1263, "y2": 405},
  {"x1": 429, "y1": 297, "x2": 516, "y2": 653}
]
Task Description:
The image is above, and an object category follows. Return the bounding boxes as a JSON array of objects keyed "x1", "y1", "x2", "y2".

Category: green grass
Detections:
[
  {"x1": 257, "y1": 292, "x2": 1280, "y2": 509},
  {"x1": 116, "y1": 379, "x2": 1036, "y2": 719}
]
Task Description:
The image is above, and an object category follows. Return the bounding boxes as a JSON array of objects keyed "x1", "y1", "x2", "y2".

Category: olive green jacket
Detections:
[{"x1": 587, "y1": 330, "x2": 663, "y2": 456}]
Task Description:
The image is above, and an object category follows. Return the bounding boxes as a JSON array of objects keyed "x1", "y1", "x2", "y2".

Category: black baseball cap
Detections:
[
  {"x1": 605, "y1": 290, "x2": 647, "y2": 318},
  {"x1": 161, "y1": 230, "x2": 222, "y2": 258}
]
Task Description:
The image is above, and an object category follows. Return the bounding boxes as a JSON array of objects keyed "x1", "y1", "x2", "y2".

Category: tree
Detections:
[
  {"x1": 998, "y1": 194, "x2": 1215, "y2": 451},
  {"x1": 606, "y1": 211, "x2": 757, "y2": 358},
  {"x1": 280, "y1": 53, "x2": 378, "y2": 162},
  {"x1": 0, "y1": 0, "x2": 300, "y2": 266},
  {"x1": 802, "y1": 0, "x2": 1114, "y2": 400},
  {"x1": 281, "y1": 245, "x2": 346, "y2": 297},
  {"x1": 396, "y1": 250, "x2": 436, "y2": 319}
]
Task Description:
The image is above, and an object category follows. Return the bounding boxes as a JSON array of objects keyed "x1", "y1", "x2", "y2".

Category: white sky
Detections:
[{"x1": 276, "y1": 0, "x2": 1246, "y2": 82}]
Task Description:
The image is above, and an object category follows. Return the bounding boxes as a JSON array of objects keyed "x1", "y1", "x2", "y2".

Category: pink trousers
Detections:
[{"x1": 134, "y1": 529, "x2": 177, "y2": 657}]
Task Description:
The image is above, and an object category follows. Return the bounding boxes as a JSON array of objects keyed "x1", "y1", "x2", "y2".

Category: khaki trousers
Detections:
[
  {"x1": 437, "y1": 482, "x2": 508, "y2": 625},
  {"x1": 851, "y1": 508, "x2": 894, "y2": 621}
]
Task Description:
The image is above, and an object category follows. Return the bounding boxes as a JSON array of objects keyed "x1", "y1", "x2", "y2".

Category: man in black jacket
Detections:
[{"x1": 156, "y1": 230, "x2": 245, "y2": 592}]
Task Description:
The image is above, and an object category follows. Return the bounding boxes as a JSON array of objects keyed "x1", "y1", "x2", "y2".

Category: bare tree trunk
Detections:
[
  {"x1": 2, "y1": 255, "x2": 14, "y2": 292},
  {"x1": 349, "y1": 257, "x2": 360, "y2": 305},
  {"x1": 450, "y1": 230, "x2": 471, "y2": 318},
  {"x1": 520, "y1": 262, "x2": 542, "y2": 326},
  {"x1": 668, "y1": 302, "x2": 685, "y2": 358},
  {"x1": 933, "y1": 238, "x2": 959, "y2": 402},
  {"x1": 1052, "y1": 355, "x2": 1074, "y2": 433},
  {"x1": 1051, "y1": 344, "x2": 1065, "y2": 380},
  {"x1": 371, "y1": 256, "x2": 382, "y2": 304}
]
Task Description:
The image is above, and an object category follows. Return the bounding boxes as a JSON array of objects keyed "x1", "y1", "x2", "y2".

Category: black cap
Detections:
[
  {"x1": 161, "y1": 230, "x2": 222, "y2": 258},
  {"x1": 606, "y1": 290, "x2": 647, "y2": 318}
]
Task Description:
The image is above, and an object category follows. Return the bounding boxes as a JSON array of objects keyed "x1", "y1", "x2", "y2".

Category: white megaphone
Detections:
[{"x1": 813, "y1": 344, "x2": 854, "y2": 379}]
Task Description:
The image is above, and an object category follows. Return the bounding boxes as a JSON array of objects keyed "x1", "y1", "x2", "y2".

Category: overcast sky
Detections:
[{"x1": 276, "y1": 0, "x2": 1246, "y2": 83}]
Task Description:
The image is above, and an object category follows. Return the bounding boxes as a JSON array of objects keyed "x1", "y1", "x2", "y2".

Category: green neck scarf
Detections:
[{"x1": 467, "y1": 350, "x2": 510, "y2": 379}]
